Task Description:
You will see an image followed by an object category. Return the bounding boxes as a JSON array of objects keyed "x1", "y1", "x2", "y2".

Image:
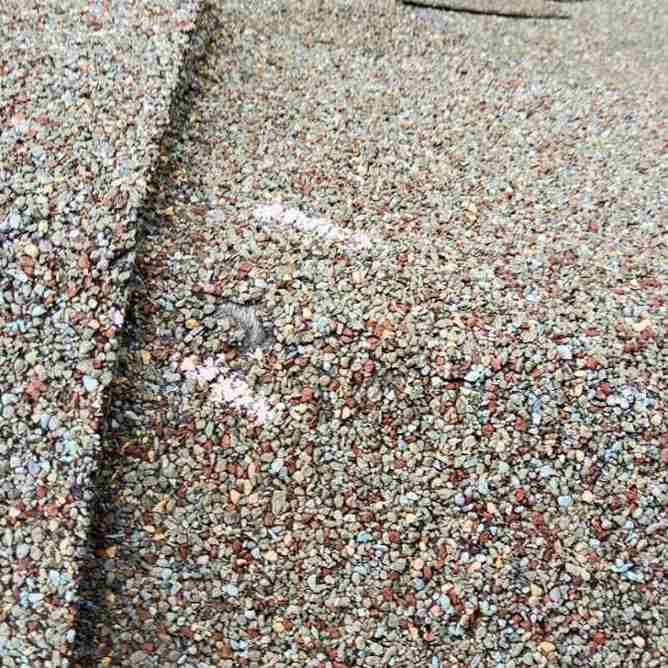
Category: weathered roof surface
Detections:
[{"x1": 0, "y1": 1, "x2": 203, "y2": 663}]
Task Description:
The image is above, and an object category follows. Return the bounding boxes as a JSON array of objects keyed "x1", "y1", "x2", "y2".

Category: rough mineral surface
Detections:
[
  {"x1": 0, "y1": 1, "x2": 201, "y2": 664},
  {"x1": 3, "y1": 0, "x2": 668, "y2": 667},
  {"x1": 72, "y1": 0, "x2": 667, "y2": 665}
]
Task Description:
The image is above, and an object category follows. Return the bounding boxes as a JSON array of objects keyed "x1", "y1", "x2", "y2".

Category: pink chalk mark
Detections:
[
  {"x1": 180, "y1": 356, "x2": 198, "y2": 372},
  {"x1": 197, "y1": 363, "x2": 219, "y2": 382},
  {"x1": 211, "y1": 376, "x2": 274, "y2": 425},
  {"x1": 177, "y1": 353, "x2": 272, "y2": 425}
]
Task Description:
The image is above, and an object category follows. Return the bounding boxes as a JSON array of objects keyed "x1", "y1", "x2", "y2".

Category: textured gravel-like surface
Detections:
[
  {"x1": 5, "y1": 0, "x2": 666, "y2": 666},
  {"x1": 73, "y1": 1, "x2": 668, "y2": 665},
  {"x1": 77, "y1": 0, "x2": 668, "y2": 668},
  {"x1": 0, "y1": 1, "x2": 203, "y2": 664}
]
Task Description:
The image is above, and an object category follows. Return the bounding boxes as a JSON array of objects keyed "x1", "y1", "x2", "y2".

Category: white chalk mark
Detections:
[
  {"x1": 255, "y1": 203, "x2": 372, "y2": 250},
  {"x1": 207, "y1": 208, "x2": 226, "y2": 225}
]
